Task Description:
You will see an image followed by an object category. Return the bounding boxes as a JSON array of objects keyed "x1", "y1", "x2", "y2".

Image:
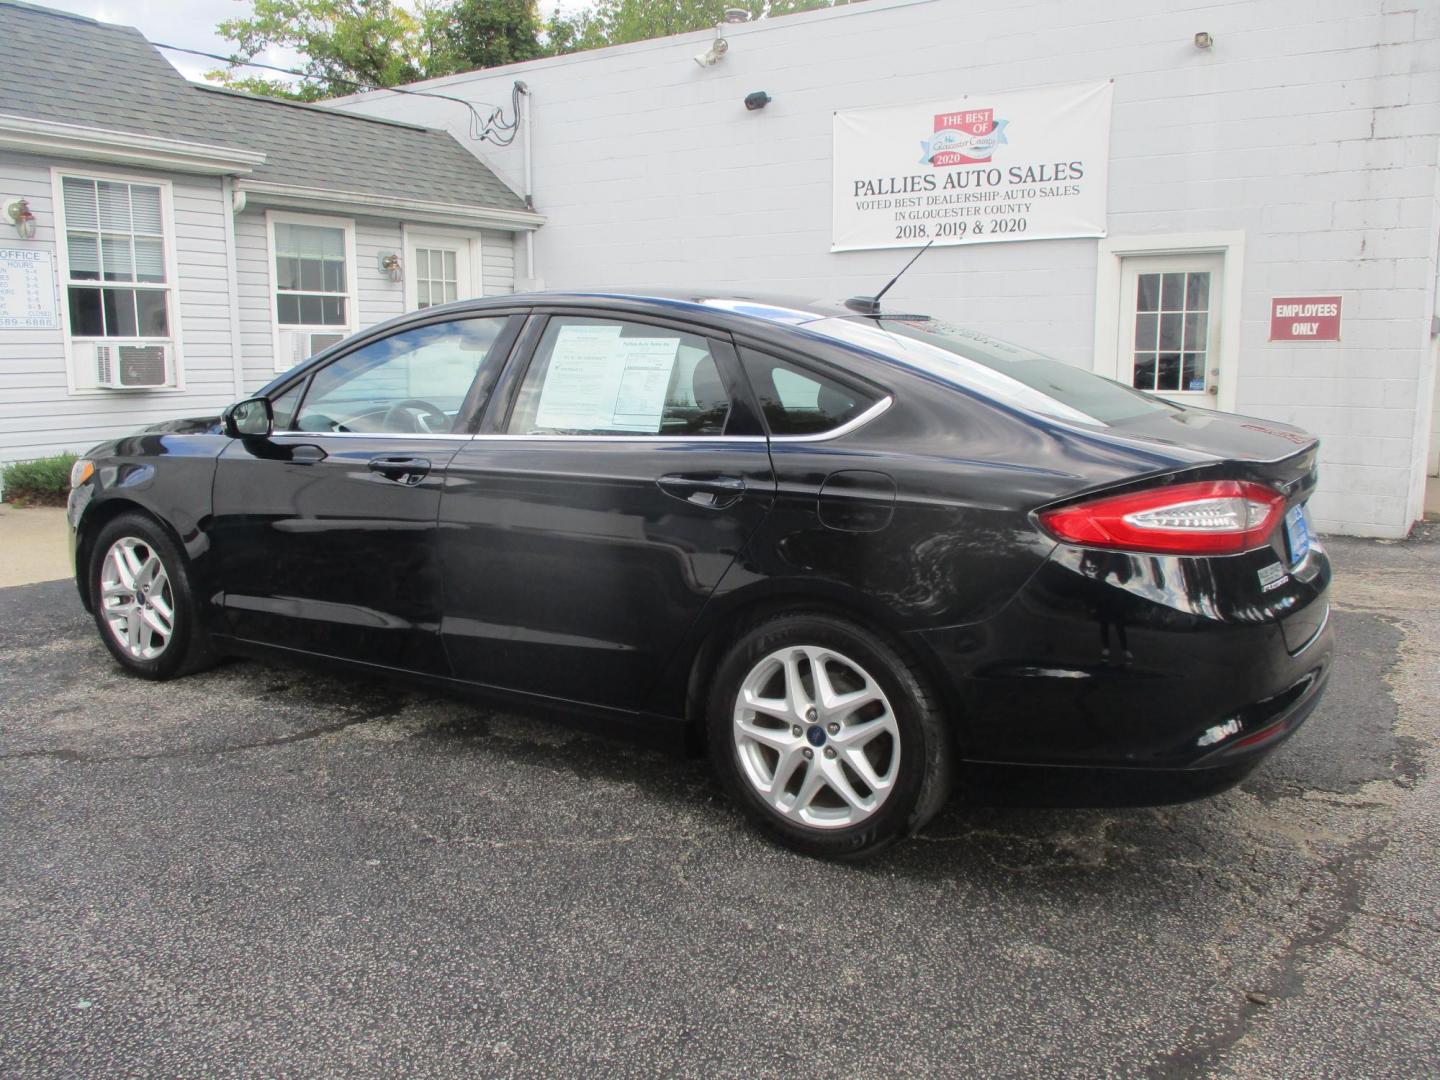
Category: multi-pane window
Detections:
[
  {"x1": 414, "y1": 247, "x2": 458, "y2": 309},
  {"x1": 61, "y1": 176, "x2": 170, "y2": 339},
  {"x1": 1132, "y1": 271, "x2": 1211, "y2": 393},
  {"x1": 274, "y1": 221, "x2": 349, "y2": 328}
]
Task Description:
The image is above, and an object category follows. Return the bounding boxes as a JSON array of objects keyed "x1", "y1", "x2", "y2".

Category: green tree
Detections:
[
  {"x1": 209, "y1": 0, "x2": 544, "y2": 100},
  {"x1": 208, "y1": 0, "x2": 846, "y2": 100},
  {"x1": 445, "y1": 0, "x2": 546, "y2": 70},
  {"x1": 549, "y1": 0, "x2": 845, "y2": 54}
]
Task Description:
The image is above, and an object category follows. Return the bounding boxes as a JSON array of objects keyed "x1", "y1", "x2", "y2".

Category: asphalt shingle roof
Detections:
[{"x1": 0, "y1": 0, "x2": 525, "y2": 213}]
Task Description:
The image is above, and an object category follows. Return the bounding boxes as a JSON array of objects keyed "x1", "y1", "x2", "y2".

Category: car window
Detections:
[
  {"x1": 804, "y1": 316, "x2": 1174, "y2": 426},
  {"x1": 294, "y1": 317, "x2": 507, "y2": 434},
  {"x1": 739, "y1": 347, "x2": 879, "y2": 436},
  {"x1": 505, "y1": 317, "x2": 733, "y2": 436},
  {"x1": 269, "y1": 382, "x2": 303, "y2": 431}
]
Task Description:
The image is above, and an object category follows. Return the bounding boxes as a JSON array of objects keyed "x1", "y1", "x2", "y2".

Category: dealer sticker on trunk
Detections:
[{"x1": 1258, "y1": 562, "x2": 1290, "y2": 592}]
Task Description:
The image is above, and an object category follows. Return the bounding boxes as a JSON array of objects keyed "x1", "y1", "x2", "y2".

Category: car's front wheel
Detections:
[
  {"x1": 89, "y1": 513, "x2": 216, "y2": 680},
  {"x1": 708, "y1": 612, "x2": 953, "y2": 859}
]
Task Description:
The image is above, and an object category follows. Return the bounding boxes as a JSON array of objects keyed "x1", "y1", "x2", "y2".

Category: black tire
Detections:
[
  {"x1": 88, "y1": 512, "x2": 217, "y2": 681},
  {"x1": 707, "y1": 611, "x2": 953, "y2": 860}
]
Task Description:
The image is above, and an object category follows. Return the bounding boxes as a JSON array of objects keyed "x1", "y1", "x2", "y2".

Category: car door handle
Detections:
[
  {"x1": 368, "y1": 455, "x2": 432, "y2": 485},
  {"x1": 657, "y1": 473, "x2": 746, "y2": 509},
  {"x1": 289, "y1": 444, "x2": 327, "y2": 464}
]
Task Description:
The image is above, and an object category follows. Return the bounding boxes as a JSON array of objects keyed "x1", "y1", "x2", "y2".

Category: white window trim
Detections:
[
  {"x1": 265, "y1": 210, "x2": 359, "y2": 372},
  {"x1": 50, "y1": 166, "x2": 186, "y2": 395},
  {"x1": 1092, "y1": 231, "x2": 1245, "y2": 414},
  {"x1": 401, "y1": 224, "x2": 484, "y2": 312}
]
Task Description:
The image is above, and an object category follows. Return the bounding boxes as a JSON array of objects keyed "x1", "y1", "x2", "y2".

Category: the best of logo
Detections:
[{"x1": 919, "y1": 108, "x2": 1009, "y2": 167}]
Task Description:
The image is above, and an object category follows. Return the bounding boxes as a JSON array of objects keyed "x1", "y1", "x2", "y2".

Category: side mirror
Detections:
[{"x1": 224, "y1": 397, "x2": 273, "y2": 439}]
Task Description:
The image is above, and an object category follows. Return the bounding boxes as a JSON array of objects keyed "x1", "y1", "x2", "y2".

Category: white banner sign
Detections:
[
  {"x1": 832, "y1": 81, "x2": 1114, "y2": 252},
  {"x1": 0, "y1": 248, "x2": 59, "y2": 329}
]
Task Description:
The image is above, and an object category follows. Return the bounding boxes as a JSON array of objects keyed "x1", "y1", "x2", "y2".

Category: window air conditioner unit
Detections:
[
  {"x1": 278, "y1": 330, "x2": 346, "y2": 372},
  {"x1": 92, "y1": 342, "x2": 172, "y2": 389}
]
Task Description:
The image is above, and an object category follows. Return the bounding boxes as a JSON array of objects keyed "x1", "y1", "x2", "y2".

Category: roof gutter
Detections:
[
  {"x1": 234, "y1": 180, "x2": 546, "y2": 230},
  {"x1": 0, "y1": 113, "x2": 265, "y2": 175}
]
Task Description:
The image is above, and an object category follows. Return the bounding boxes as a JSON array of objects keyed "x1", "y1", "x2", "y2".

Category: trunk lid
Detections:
[{"x1": 1107, "y1": 404, "x2": 1320, "y2": 506}]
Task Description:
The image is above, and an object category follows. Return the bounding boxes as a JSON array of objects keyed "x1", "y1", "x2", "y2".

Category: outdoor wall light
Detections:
[
  {"x1": 744, "y1": 91, "x2": 771, "y2": 111},
  {"x1": 3, "y1": 196, "x2": 36, "y2": 240},
  {"x1": 379, "y1": 251, "x2": 402, "y2": 281},
  {"x1": 1194, "y1": 31, "x2": 1214, "y2": 49},
  {"x1": 694, "y1": 36, "x2": 729, "y2": 67},
  {"x1": 696, "y1": 11, "x2": 749, "y2": 67}
]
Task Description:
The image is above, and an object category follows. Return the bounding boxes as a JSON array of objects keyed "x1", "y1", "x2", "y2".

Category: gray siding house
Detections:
[{"x1": 0, "y1": 0, "x2": 542, "y2": 468}]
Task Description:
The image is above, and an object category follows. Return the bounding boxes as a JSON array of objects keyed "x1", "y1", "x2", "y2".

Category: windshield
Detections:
[{"x1": 804, "y1": 316, "x2": 1176, "y2": 425}]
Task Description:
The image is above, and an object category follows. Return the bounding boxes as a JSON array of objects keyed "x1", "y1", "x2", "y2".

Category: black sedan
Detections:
[{"x1": 67, "y1": 291, "x2": 1333, "y2": 859}]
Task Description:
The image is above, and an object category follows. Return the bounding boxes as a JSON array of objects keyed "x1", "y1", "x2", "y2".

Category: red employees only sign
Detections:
[{"x1": 1270, "y1": 296, "x2": 1342, "y2": 341}]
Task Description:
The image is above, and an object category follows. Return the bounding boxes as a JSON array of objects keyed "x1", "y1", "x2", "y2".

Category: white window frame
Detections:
[
  {"x1": 50, "y1": 166, "x2": 186, "y2": 394},
  {"x1": 401, "y1": 224, "x2": 484, "y2": 312},
  {"x1": 265, "y1": 210, "x2": 358, "y2": 371},
  {"x1": 1092, "y1": 231, "x2": 1245, "y2": 414}
]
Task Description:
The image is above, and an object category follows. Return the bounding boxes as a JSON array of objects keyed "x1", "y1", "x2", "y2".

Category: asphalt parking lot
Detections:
[{"x1": 3, "y1": 532, "x2": 1439, "y2": 1078}]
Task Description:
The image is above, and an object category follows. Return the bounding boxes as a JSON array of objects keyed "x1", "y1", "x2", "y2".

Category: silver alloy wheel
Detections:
[
  {"x1": 732, "y1": 644, "x2": 901, "y2": 829},
  {"x1": 99, "y1": 536, "x2": 175, "y2": 661}
]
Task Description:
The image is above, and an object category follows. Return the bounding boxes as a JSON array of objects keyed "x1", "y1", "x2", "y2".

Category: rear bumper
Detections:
[{"x1": 913, "y1": 540, "x2": 1334, "y2": 773}]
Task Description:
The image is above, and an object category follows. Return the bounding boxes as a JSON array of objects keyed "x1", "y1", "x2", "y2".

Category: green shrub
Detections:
[{"x1": 2, "y1": 452, "x2": 79, "y2": 506}]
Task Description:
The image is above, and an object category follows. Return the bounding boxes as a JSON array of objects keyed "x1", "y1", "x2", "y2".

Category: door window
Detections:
[
  {"x1": 293, "y1": 317, "x2": 507, "y2": 434},
  {"x1": 739, "y1": 348, "x2": 879, "y2": 435},
  {"x1": 414, "y1": 248, "x2": 459, "y2": 309},
  {"x1": 505, "y1": 317, "x2": 734, "y2": 436},
  {"x1": 1119, "y1": 252, "x2": 1223, "y2": 402},
  {"x1": 1132, "y1": 270, "x2": 1211, "y2": 393}
]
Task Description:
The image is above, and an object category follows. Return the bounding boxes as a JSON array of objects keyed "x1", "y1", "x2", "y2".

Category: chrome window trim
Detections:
[
  {"x1": 269, "y1": 430, "x2": 475, "y2": 442},
  {"x1": 259, "y1": 395, "x2": 894, "y2": 445},
  {"x1": 472, "y1": 396, "x2": 894, "y2": 444},
  {"x1": 771, "y1": 395, "x2": 892, "y2": 442}
]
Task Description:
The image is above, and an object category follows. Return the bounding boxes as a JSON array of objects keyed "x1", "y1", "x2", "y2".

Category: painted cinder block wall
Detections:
[{"x1": 332, "y1": 0, "x2": 1440, "y2": 538}]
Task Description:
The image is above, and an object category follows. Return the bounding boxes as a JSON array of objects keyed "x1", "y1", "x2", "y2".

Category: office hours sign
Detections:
[{"x1": 832, "y1": 81, "x2": 1114, "y2": 252}]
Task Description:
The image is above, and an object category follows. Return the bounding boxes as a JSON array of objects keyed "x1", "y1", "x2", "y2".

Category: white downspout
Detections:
[
  {"x1": 517, "y1": 81, "x2": 538, "y2": 290},
  {"x1": 221, "y1": 176, "x2": 245, "y2": 397}
]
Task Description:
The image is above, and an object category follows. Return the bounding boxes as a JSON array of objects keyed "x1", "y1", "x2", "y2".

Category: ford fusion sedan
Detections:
[{"x1": 67, "y1": 291, "x2": 1332, "y2": 859}]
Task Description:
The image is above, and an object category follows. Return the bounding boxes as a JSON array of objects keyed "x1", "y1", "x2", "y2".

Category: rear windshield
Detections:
[{"x1": 804, "y1": 316, "x2": 1175, "y2": 425}]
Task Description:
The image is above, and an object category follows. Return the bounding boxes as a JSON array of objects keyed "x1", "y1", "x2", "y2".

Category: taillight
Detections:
[{"x1": 1038, "y1": 480, "x2": 1286, "y2": 556}]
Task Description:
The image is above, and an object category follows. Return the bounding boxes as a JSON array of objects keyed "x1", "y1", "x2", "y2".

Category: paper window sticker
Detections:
[
  {"x1": 534, "y1": 324, "x2": 626, "y2": 430},
  {"x1": 609, "y1": 337, "x2": 682, "y2": 431}
]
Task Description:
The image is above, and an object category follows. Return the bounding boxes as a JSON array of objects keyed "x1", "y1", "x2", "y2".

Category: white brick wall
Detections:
[{"x1": 333, "y1": 0, "x2": 1440, "y2": 537}]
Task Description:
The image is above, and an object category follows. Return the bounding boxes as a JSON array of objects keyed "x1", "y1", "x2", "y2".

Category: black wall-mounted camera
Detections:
[{"x1": 744, "y1": 91, "x2": 771, "y2": 111}]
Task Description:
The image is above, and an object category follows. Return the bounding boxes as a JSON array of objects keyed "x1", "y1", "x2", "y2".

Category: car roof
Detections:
[{"x1": 435, "y1": 289, "x2": 860, "y2": 326}]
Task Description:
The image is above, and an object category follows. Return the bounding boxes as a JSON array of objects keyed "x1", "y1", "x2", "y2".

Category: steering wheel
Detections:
[{"x1": 382, "y1": 398, "x2": 450, "y2": 434}]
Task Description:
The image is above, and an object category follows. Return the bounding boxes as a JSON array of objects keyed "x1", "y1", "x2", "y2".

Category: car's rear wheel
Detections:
[
  {"x1": 708, "y1": 612, "x2": 953, "y2": 859},
  {"x1": 89, "y1": 513, "x2": 216, "y2": 680}
]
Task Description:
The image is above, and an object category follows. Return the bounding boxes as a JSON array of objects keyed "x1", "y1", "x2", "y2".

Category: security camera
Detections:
[
  {"x1": 744, "y1": 91, "x2": 771, "y2": 111},
  {"x1": 694, "y1": 37, "x2": 729, "y2": 67}
]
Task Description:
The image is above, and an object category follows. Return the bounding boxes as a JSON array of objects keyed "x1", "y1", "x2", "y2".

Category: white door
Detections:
[
  {"x1": 404, "y1": 230, "x2": 481, "y2": 311},
  {"x1": 1118, "y1": 253, "x2": 1226, "y2": 407}
]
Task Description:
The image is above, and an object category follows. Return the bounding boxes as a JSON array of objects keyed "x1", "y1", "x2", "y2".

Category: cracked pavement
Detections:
[{"x1": 2, "y1": 531, "x2": 1438, "y2": 1077}]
